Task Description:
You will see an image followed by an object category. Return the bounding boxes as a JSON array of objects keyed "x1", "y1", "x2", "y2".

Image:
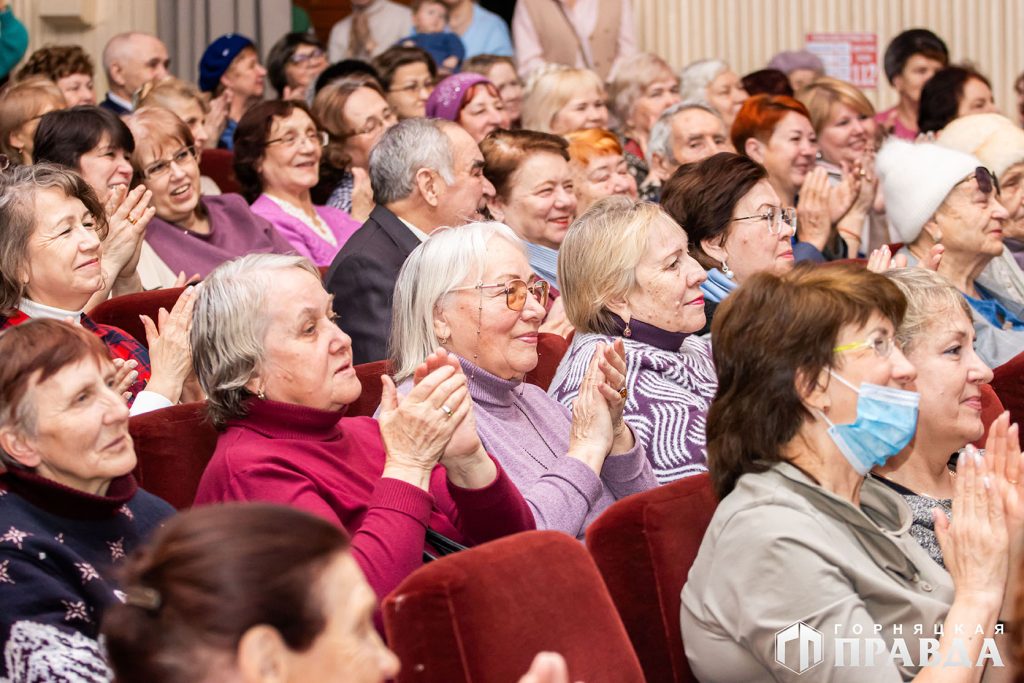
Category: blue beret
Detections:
[{"x1": 198, "y1": 33, "x2": 255, "y2": 93}]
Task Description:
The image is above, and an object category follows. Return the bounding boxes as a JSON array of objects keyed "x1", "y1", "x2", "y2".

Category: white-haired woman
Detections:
[
  {"x1": 606, "y1": 53, "x2": 681, "y2": 187},
  {"x1": 550, "y1": 198, "x2": 717, "y2": 483},
  {"x1": 678, "y1": 59, "x2": 748, "y2": 132},
  {"x1": 520, "y1": 65, "x2": 609, "y2": 136},
  {"x1": 389, "y1": 222, "x2": 658, "y2": 539},
  {"x1": 190, "y1": 253, "x2": 534, "y2": 601},
  {"x1": 873, "y1": 268, "x2": 999, "y2": 568}
]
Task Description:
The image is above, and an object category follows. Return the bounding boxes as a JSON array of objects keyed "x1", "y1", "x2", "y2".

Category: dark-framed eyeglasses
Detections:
[
  {"x1": 266, "y1": 130, "x2": 329, "y2": 149},
  {"x1": 967, "y1": 166, "x2": 1001, "y2": 197},
  {"x1": 144, "y1": 146, "x2": 197, "y2": 179},
  {"x1": 730, "y1": 206, "x2": 797, "y2": 235},
  {"x1": 451, "y1": 278, "x2": 550, "y2": 311}
]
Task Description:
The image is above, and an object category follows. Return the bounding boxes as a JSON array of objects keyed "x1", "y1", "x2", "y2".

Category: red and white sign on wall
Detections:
[{"x1": 805, "y1": 32, "x2": 879, "y2": 88}]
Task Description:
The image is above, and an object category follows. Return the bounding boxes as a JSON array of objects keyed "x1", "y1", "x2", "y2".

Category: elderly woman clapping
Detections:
[
  {"x1": 872, "y1": 268, "x2": 996, "y2": 568},
  {"x1": 549, "y1": 198, "x2": 717, "y2": 484},
  {"x1": 389, "y1": 222, "x2": 658, "y2": 539},
  {"x1": 876, "y1": 138, "x2": 1024, "y2": 368},
  {"x1": 190, "y1": 253, "x2": 534, "y2": 600},
  {"x1": 0, "y1": 163, "x2": 196, "y2": 412},
  {"x1": 682, "y1": 263, "x2": 1012, "y2": 681},
  {"x1": 0, "y1": 319, "x2": 174, "y2": 680}
]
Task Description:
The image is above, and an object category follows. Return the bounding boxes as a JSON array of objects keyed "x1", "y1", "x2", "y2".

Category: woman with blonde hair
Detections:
[
  {"x1": 797, "y1": 76, "x2": 885, "y2": 252},
  {"x1": 606, "y1": 52, "x2": 680, "y2": 185},
  {"x1": 564, "y1": 128, "x2": 636, "y2": 215},
  {"x1": 550, "y1": 197, "x2": 716, "y2": 483},
  {"x1": 0, "y1": 77, "x2": 65, "y2": 164},
  {"x1": 520, "y1": 64, "x2": 608, "y2": 135}
]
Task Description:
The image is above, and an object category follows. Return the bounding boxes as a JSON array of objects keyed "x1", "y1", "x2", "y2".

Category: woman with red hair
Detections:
[
  {"x1": 565, "y1": 128, "x2": 637, "y2": 215},
  {"x1": 732, "y1": 94, "x2": 860, "y2": 262}
]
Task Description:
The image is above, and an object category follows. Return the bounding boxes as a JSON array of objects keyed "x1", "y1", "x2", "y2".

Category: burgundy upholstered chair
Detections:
[
  {"x1": 584, "y1": 473, "x2": 718, "y2": 683},
  {"x1": 348, "y1": 360, "x2": 392, "y2": 417},
  {"x1": 198, "y1": 148, "x2": 241, "y2": 195},
  {"x1": 383, "y1": 530, "x2": 645, "y2": 683},
  {"x1": 129, "y1": 401, "x2": 217, "y2": 510},
  {"x1": 524, "y1": 332, "x2": 570, "y2": 391},
  {"x1": 991, "y1": 351, "x2": 1024, "y2": 447},
  {"x1": 89, "y1": 287, "x2": 186, "y2": 349},
  {"x1": 974, "y1": 383, "x2": 1005, "y2": 448}
]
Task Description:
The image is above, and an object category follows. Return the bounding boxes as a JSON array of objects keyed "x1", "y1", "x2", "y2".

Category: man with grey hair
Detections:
[
  {"x1": 100, "y1": 32, "x2": 171, "y2": 115},
  {"x1": 325, "y1": 117, "x2": 494, "y2": 364},
  {"x1": 642, "y1": 101, "x2": 730, "y2": 202}
]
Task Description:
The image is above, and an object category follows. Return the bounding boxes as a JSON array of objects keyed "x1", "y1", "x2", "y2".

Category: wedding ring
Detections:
[
  {"x1": 1010, "y1": 479, "x2": 1019, "y2": 485},
  {"x1": 618, "y1": 386, "x2": 628, "y2": 400},
  {"x1": 128, "y1": 216, "x2": 138, "y2": 225},
  {"x1": 440, "y1": 404, "x2": 453, "y2": 418}
]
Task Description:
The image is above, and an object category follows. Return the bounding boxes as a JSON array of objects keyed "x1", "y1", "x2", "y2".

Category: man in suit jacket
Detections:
[
  {"x1": 100, "y1": 32, "x2": 171, "y2": 115},
  {"x1": 325, "y1": 118, "x2": 494, "y2": 364}
]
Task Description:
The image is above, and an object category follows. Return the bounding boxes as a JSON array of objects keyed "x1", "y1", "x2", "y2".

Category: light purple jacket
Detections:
[{"x1": 250, "y1": 194, "x2": 360, "y2": 266}]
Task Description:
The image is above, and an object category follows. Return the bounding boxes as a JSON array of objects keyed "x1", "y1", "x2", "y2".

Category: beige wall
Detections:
[
  {"x1": 11, "y1": 0, "x2": 157, "y2": 94},
  {"x1": 635, "y1": 0, "x2": 1024, "y2": 117}
]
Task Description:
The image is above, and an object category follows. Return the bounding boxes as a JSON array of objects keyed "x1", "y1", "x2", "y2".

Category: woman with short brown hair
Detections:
[
  {"x1": 16, "y1": 44, "x2": 95, "y2": 106},
  {"x1": 0, "y1": 77, "x2": 65, "y2": 164}
]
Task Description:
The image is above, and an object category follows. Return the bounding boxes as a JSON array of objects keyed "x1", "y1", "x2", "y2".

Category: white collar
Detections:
[
  {"x1": 106, "y1": 91, "x2": 134, "y2": 112},
  {"x1": 19, "y1": 298, "x2": 84, "y2": 321},
  {"x1": 398, "y1": 216, "x2": 430, "y2": 242}
]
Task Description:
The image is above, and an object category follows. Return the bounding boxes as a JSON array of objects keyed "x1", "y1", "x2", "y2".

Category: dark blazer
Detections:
[
  {"x1": 324, "y1": 204, "x2": 422, "y2": 365},
  {"x1": 99, "y1": 93, "x2": 131, "y2": 116}
]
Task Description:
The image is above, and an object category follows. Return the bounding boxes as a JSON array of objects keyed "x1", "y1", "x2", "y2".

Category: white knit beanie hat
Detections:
[
  {"x1": 937, "y1": 113, "x2": 1024, "y2": 178},
  {"x1": 875, "y1": 138, "x2": 981, "y2": 243}
]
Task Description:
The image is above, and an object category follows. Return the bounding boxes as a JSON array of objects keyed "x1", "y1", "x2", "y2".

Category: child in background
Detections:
[{"x1": 400, "y1": 0, "x2": 465, "y2": 75}]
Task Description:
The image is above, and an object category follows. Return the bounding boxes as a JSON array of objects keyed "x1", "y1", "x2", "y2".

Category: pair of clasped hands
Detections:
[{"x1": 376, "y1": 340, "x2": 634, "y2": 489}]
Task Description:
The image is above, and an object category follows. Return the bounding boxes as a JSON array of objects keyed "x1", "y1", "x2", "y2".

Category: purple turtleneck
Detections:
[
  {"x1": 192, "y1": 398, "x2": 534, "y2": 600},
  {"x1": 457, "y1": 356, "x2": 658, "y2": 540}
]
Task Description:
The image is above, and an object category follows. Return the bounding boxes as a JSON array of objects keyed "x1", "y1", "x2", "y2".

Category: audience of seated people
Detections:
[{"x1": 7, "y1": 12, "x2": 1024, "y2": 683}]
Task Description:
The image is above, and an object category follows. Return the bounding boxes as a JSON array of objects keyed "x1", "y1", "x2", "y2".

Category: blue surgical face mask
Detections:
[{"x1": 816, "y1": 371, "x2": 920, "y2": 476}]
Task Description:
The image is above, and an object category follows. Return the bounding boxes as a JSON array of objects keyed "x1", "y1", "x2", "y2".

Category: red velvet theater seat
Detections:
[
  {"x1": 383, "y1": 530, "x2": 645, "y2": 683},
  {"x1": 991, "y1": 351, "x2": 1024, "y2": 446},
  {"x1": 89, "y1": 287, "x2": 186, "y2": 350},
  {"x1": 974, "y1": 383, "x2": 1005, "y2": 448},
  {"x1": 348, "y1": 360, "x2": 392, "y2": 417},
  {"x1": 198, "y1": 148, "x2": 241, "y2": 195},
  {"x1": 129, "y1": 402, "x2": 218, "y2": 510},
  {"x1": 524, "y1": 332, "x2": 569, "y2": 391},
  {"x1": 585, "y1": 473, "x2": 718, "y2": 683}
]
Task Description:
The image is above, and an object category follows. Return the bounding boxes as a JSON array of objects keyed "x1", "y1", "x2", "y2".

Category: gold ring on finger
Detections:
[{"x1": 618, "y1": 387, "x2": 628, "y2": 400}]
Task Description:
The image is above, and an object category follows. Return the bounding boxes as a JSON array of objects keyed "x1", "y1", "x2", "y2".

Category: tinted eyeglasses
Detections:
[
  {"x1": 451, "y1": 279, "x2": 550, "y2": 311},
  {"x1": 969, "y1": 166, "x2": 1000, "y2": 197}
]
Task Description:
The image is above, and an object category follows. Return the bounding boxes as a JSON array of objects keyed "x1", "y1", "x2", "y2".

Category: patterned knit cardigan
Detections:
[{"x1": 549, "y1": 319, "x2": 718, "y2": 484}]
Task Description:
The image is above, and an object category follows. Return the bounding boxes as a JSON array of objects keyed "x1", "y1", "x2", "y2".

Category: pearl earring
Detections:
[{"x1": 721, "y1": 260, "x2": 734, "y2": 279}]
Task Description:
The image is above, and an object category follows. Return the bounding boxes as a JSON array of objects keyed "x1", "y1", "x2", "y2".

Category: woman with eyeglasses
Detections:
[
  {"x1": 124, "y1": 107, "x2": 294, "y2": 280},
  {"x1": 661, "y1": 152, "x2": 795, "y2": 333},
  {"x1": 682, "y1": 263, "x2": 1014, "y2": 682},
  {"x1": 267, "y1": 32, "x2": 328, "y2": 103},
  {"x1": 877, "y1": 138, "x2": 1024, "y2": 369},
  {"x1": 550, "y1": 198, "x2": 717, "y2": 484},
  {"x1": 311, "y1": 74, "x2": 397, "y2": 222},
  {"x1": 236, "y1": 100, "x2": 361, "y2": 267},
  {"x1": 190, "y1": 253, "x2": 534, "y2": 601},
  {"x1": 372, "y1": 45, "x2": 438, "y2": 120},
  {"x1": 389, "y1": 222, "x2": 657, "y2": 539}
]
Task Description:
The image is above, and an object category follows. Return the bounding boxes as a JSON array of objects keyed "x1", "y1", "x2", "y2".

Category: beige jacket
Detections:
[{"x1": 681, "y1": 462, "x2": 955, "y2": 682}]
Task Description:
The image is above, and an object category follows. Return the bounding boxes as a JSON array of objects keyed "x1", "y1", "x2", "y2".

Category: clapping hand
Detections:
[
  {"x1": 592, "y1": 340, "x2": 634, "y2": 454},
  {"x1": 140, "y1": 285, "x2": 196, "y2": 404}
]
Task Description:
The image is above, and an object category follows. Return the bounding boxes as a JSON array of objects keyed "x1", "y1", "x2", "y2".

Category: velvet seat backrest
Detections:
[
  {"x1": 383, "y1": 530, "x2": 645, "y2": 683},
  {"x1": 991, "y1": 351, "x2": 1024, "y2": 447},
  {"x1": 585, "y1": 473, "x2": 718, "y2": 683},
  {"x1": 89, "y1": 287, "x2": 186, "y2": 349},
  {"x1": 524, "y1": 332, "x2": 570, "y2": 391},
  {"x1": 129, "y1": 401, "x2": 217, "y2": 510},
  {"x1": 198, "y1": 148, "x2": 241, "y2": 195}
]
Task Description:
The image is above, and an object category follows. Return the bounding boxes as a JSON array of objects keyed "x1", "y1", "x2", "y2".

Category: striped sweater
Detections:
[{"x1": 549, "y1": 317, "x2": 717, "y2": 484}]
